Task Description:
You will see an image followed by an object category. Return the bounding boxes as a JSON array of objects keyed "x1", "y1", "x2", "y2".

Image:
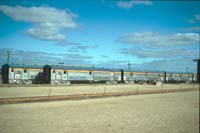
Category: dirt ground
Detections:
[
  {"x1": 0, "y1": 83, "x2": 198, "y2": 98},
  {"x1": 0, "y1": 91, "x2": 199, "y2": 133}
]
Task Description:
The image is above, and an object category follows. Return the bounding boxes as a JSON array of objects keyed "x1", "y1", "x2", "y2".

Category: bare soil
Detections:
[{"x1": 0, "y1": 91, "x2": 199, "y2": 133}]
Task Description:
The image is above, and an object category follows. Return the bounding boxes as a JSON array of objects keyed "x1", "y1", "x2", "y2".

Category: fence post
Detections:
[
  {"x1": 161, "y1": 83, "x2": 164, "y2": 93},
  {"x1": 104, "y1": 86, "x2": 106, "y2": 94},
  {"x1": 48, "y1": 88, "x2": 52, "y2": 98},
  {"x1": 137, "y1": 85, "x2": 139, "y2": 94},
  {"x1": 192, "y1": 83, "x2": 194, "y2": 89}
]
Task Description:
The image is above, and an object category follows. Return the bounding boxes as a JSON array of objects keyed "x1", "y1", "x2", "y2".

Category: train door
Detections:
[
  {"x1": 22, "y1": 69, "x2": 28, "y2": 80},
  {"x1": 10, "y1": 68, "x2": 15, "y2": 79}
]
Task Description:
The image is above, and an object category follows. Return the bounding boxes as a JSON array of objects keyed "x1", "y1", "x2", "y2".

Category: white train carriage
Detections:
[
  {"x1": 165, "y1": 72, "x2": 194, "y2": 83},
  {"x1": 145, "y1": 72, "x2": 161, "y2": 83},
  {"x1": 121, "y1": 71, "x2": 136, "y2": 84},
  {"x1": 113, "y1": 71, "x2": 122, "y2": 82},
  {"x1": 93, "y1": 70, "x2": 116, "y2": 84},
  {"x1": 179, "y1": 73, "x2": 194, "y2": 83},
  {"x1": 0, "y1": 68, "x2": 2, "y2": 84},
  {"x1": 50, "y1": 67, "x2": 69, "y2": 84},
  {"x1": 50, "y1": 66, "x2": 118, "y2": 84},
  {"x1": 122, "y1": 71, "x2": 166, "y2": 84},
  {"x1": 1, "y1": 64, "x2": 197, "y2": 84},
  {"x1": 8, "y1": 64, "x2": 43, "y2": 84}
]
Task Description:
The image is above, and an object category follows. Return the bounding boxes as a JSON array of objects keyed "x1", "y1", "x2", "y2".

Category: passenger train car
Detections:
[
  {"x1": 50, "y1": 65, "x2": 120, "y2": 84},
  {"x1": 1, "y1": 64, "x2": 196, "y2": 84},
  {"x1": 0, "y1": 68, "x2": 2, "y2": 84},
  {"x1": 2, "y1": 64, "x2": 43, "y2": 84}
]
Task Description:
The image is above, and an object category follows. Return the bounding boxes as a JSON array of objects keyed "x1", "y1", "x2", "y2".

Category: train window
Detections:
[
  {"x1": 53, "y1": 70, "x2": 55, "y2": 73},
  {"x1": 64, "y1": 71, "x2": 67, "y2": 74},
  {"x1": 24, "y1": 69, "x2": 27, "y2": 73},
  {"x1": 11, "y1": 69, "x2": 14, "y2": 72},
  {"x1": 89, "y1": 71, "x2": 92, "y2": 75}
]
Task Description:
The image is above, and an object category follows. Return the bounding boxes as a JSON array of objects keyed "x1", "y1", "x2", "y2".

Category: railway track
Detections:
[{"x1": 0, "y1": 88, "x2": 198, "y2": 104}]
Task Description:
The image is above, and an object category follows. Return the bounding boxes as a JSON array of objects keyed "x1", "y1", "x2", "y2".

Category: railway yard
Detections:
[
  {"x1": 0, "y1": 85, "x2": 199, "y2": 133},
  {"x1": 0, "y1": 1, "x2": 199, "y2": 132}
]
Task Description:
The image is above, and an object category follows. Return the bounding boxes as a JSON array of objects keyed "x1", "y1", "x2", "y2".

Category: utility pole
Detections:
[
  {"x1": 186, "y1": 67, "x2": 189, "y2": 81},
  {"x1": 128, "y1": 60, "x2": 131, "y2": 70},
  {"x1": 128, "y1": 60, "x2": 135, "y2": 70},
  {"x1": 59, "y1": 62, "x2": 64, "y2": 67},
  {"x1": 186, "y1": 67, "x2": 189, "y2": 74},
  {"x1": 6, "y1": 51, "x2": 11, "y2": 64}
]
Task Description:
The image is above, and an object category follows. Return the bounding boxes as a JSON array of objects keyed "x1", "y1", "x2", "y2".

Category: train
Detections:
[{"x1": 0, "y1": 64, "x2": 197, "y2": 85}]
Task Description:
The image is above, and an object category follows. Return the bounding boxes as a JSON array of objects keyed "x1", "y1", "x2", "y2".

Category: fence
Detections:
[{"x1": 0, "y1": 83, "x2": 198, "y2": 99}]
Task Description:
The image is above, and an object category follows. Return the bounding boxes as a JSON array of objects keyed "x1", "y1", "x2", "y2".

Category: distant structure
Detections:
[
  {"x1": 6, "y1": 51, "x2": 11, "y2": 64},
  {"x1": 193, "y1": 24, "x2": 200, "y2": 83},
  {"x1": 193, "y1": 59, "x2": 200, "y2": 83}
]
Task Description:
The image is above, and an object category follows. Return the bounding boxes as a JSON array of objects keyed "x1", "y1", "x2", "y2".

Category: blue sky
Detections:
[{"x1": 0, "y1": 0, "x2": 199, "y2": 73}]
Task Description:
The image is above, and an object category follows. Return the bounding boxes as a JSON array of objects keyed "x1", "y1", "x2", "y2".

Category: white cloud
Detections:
[
  {"x1": 187, "y1": 14, "x2": 200, "y2": 24},
  {"x1": 188, "y1": 19, "x2": 196, "y2": 24},
  {"x1": 95, "y1": 58, "x2": 197, "y2": 73},
  {"x1": 54, "y1": 40, "x2": 99, "y2": 53},
  {"x1": 119, "y1": 47, "x2": 198, "y2": 59},
  {"x1": 185, "y1": 14, "x2": 200, "y2": 32},
  {"x1": 116, "y1": 0, "x2": 152, "y2": 9},
  {"x1": 0, "y1": 5, "x2": 77, "y2": 41},
  {"x1": 137, "y1": 59, "x2": 197, "y2": 73},
  {"x1": 0, "y1": 48, "x2": 197, "y2": 73},
  {"x1": 0, "y1": 49, "x2": 92, "y2": 65},
  {"x1": 184, "y1": 26, "x2": 199, "y2": 32},
  {"x1": 195, "y1": 14, "x2": 200, "y2": 21},
  {"x1": 118, "y1": 32, "x2": 198, "y2": 61},
  {"x1": 118, "y1": 32, "x2": 199, "y2": 47},
  {"x1": 54, "y1": 40, "x2": 81, "y2": 47}
]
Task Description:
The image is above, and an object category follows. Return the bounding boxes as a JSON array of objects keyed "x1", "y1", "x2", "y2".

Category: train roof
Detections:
[
  {"x1": 51, "y1": 65, "x2": 121, "y2": 72},
  {"x1": 124, "y1": 69, "x2": 158, "y2": 73},
  {"x1": 7, "y1": 64, "x2": 43, "y2": 69},
  {"x1": 5, "y1": 64, "x2": 121, "y2": 72},
  {"x1": 123, "y1": 69, "x2": 193, "y2": 74}
]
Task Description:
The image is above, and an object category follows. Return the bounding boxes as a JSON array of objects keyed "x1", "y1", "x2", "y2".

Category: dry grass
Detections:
[
  {"x1": 0, "y1": 83, "x2": 198, "y2": 98},
  {"x1": 0, "y1": 91, "x2": 199, "y2": 133}
]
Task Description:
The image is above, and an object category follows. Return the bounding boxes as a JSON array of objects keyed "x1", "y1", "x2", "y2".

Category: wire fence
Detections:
[{"x1": 0, "y1": 83, "x2": 198, "y2": 99}]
